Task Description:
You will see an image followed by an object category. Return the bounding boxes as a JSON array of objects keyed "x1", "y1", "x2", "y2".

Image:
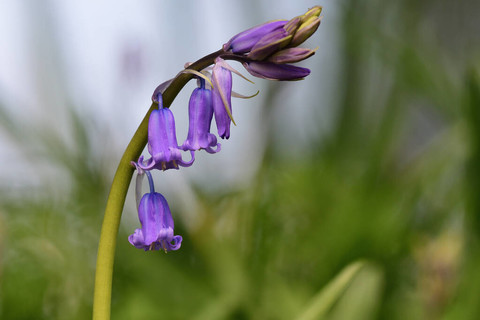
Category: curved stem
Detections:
[
  {"x1": 145, "y1": 170, "x2": 155, "y2": 194},
  {"x1": 92, "y1": 48, "x2": 224, "y2": 320},
  {"x1": 92, "y1": 103, "x2": 152, "y2": 320}
]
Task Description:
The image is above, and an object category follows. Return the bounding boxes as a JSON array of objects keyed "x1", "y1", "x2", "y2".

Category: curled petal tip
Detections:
[{"x1": 178, "y1": 151, "x2": 195, "y2": 167}]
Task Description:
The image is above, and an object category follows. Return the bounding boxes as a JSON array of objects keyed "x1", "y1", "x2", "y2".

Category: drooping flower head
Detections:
[
  {"x1": 128, "y1": 171, "x2": 182, "y2": 252},
  {"x1": 222, "y1": 6, "x2": 322, "y2": 81},
  {"x1": 229, "y1": 6, "x2": 322, "y2": 59},
  {"x1": 138, "y1": 93, "x2": 194, "y2": 171},
  {"x1": 182, "y1": 79, "x2": 221, "y2": 154}
]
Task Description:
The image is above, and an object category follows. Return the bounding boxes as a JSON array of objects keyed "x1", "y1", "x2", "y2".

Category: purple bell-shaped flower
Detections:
[
  {"x1": 138, "y1": 94, "x2": 194, "y2": 171},
  {"x1": 182, "y1": 80, "x2": 221, "y2": 154},
  {"x1": 128, "y1": 172, "x2": 182, "y2": 252},
  {"x1": 212, "y1": 57, "x2": 234, "y2": 139}
]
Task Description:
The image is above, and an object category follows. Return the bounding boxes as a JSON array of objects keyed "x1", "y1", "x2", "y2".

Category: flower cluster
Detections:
[
  {"x1": 224, "y1": 5, "x2": 322, "y2": 81},
  {"x1": 129, "y1": 6, "x2": 322, "y2": 252}
]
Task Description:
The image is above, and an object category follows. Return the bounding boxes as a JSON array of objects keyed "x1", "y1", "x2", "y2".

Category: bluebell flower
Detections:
[
  {"x1": 138, "y1": 94, "x2": 194, "y2": 171},
  {"x1": 128, "y1": 172, "x2": 182, "y2": 252},
  {"x1": 182, "y1": 80, "x2": 221, "y2": 154},
  {"x1": 212, "y1": 57, "x2": 234, "y2": 139}
]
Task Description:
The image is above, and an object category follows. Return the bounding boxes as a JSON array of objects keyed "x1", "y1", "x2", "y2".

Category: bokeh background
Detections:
[{"x1": 1, "y1": 0, "x2": 480, "y2": 319}]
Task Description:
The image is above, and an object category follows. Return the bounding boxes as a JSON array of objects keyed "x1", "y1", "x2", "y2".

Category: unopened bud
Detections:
[
  {"x1": 223, "y1": 20, "x2": 287, "y2": 54},
  {"x1": 290, "y1": 16, "x2": 321, "y2": 47},
  {"x1": 284, "y1": 17, "x2": 301, "y2": 35},
  {"x1": 302, "y1": 6, "x2": 322, "y2": 21},
  {"x1": 243, "y1": 61, "x2": 310, "y2": 81},
  {"x1": 247, "y1": 29, "x2": 292, "y2": 61},
  {"x1": 267, "y1": 47, "x2": 316, "y2": 64}
]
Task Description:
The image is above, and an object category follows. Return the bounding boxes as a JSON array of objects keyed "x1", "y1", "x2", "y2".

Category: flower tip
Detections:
[{"x1": 304, "y1": 6, "x2": 323, "y2": 19}]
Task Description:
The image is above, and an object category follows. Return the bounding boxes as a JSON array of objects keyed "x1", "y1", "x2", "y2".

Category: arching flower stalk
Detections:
[{"x1": 93, "y1": 6, "x2": 323, "y2": 320}]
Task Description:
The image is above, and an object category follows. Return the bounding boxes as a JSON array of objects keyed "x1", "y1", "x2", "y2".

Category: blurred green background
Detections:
[{"x1": 1, "y1": 0, "x2": 480, "y2": 319}]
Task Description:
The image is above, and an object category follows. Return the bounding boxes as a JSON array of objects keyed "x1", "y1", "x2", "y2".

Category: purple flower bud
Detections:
[
  {"x1": 138, "y1": 106, "x2": 194, "y2": 171},
  {"x1": 223, "y1": 20, "x2": 287, "y2": 54},
  {"x1": 247, "y1": 28, "x2": 293, "y2": 61},
  {"x1": 267, "y1": 47, "x2": 316, "y2": 64},
  {"x1": 128, "y1": 191, "x2": 182, "y2": 252},
  {"x1": 243, "y1": 61, "x2": 311, "y2": 81},
  {"x1": 212, "y1": 58, "x2": 233, "y2": 139},
  {"x1": 182, "y1": 84, "x2": 221, "y2": 154}
]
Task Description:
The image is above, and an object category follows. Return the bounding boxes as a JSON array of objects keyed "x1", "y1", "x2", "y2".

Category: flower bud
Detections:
[
  {"x1": 283, "y1": 17, "x2": 301, "y2": 35},
  {"x1": 247, "y1": 29, "x2": 292, "y2": 61},
  {"x1": 267, "y1": 47, "x2": 316, "y2": 64},
  {"x1": 290, "y1": 16, "x2": 322, "y2": 47},
  {"x1": 302, "y1": 6, "x2": 322, "y2": 22},
  {"x1": 223, "y1": 20, "x2": 287, "y2": 54},
  {"x1": 243, "y1": 61, "x2": 310, "y2": 81}
]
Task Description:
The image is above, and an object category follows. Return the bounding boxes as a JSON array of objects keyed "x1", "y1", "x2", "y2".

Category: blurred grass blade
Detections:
[
  {"x1": 328, "y1": 263, "x2": 383, "y2": 320},
  {"x1": 296, "y1": 260, "x2": 365, "y2": 320}
]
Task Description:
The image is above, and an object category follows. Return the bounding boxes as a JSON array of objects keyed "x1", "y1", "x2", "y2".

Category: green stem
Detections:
[{"x1": 92, "y1": 49, "x2": 224, "y2": 320}]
